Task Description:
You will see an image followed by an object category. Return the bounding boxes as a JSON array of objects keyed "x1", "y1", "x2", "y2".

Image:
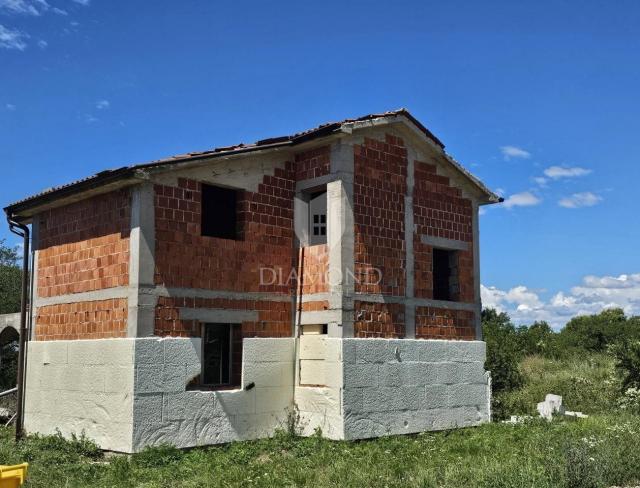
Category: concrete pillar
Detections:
[
  {"x1": 327, "y1": 140, "x2": 355, "y2": 338},
  {"x1": 404, "y1": 146, "x2": 417, "y2": 338},
  {"x1": 29, "y1": 216, "x2": 39, "y2": 341},
  {"x1": 472, "y1": 200, "x2": 482, "y2": 340},
  {"x1": 128, "y1": 182, "x2": 157, "y2": 337}
]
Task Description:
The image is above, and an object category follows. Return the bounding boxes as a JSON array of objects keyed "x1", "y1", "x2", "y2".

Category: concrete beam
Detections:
[{"x1": 420, "y1": 235, "x2": 470, "y2": 252}]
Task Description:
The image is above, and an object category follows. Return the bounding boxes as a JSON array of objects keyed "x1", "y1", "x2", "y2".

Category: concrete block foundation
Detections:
[{"x1": 24, "y1": 337, "x2": 490, "y2": 452}]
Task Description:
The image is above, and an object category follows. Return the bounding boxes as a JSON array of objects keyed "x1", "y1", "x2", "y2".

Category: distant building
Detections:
[{"x1": 4, "y1": 109, "x2": 500, "y2": 452}]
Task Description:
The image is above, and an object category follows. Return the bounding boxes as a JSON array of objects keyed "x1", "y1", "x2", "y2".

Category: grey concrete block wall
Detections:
[
  {"x1": 131, "y1": 337, "x2": 296, "y2": 451},
  {"x1": 340, "y1": 339, "x2": 490, "y2": 440}
]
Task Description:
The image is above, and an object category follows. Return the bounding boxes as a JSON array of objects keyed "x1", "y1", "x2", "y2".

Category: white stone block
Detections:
[
  {"x1": 243, "y1": 338, "x2": 295, "y2": 362},
  {"x1": 417, "y1": 341, "x2": 453, "y2": 362},
  {"x1": 104, "y1": 366, "x2": 135, "y2": 393},
  {"x1": 324, "y1": 338, "x2": 343, "y2": 362},
  {"x1": 295, "y1": 386, "x2": 341, "y2": 414},
  {"x1": 299, "y1": 336, "x2": 326, "y2": 360},
  {"x1": 255, "y1": 386, "x2": 292, "y2": 413},
  {"x1": 300, "y1": 359, "x2": 326, "y2": 386},
  {"x1": 134, "y1": 338, "x2": 164, "y2": 364},
  {"x1": 243, "y1": 361, "x2": 291, "y2": 388},
  {"x1": 215, "y1": 389, "x2": 256, "y2": 415},
  {"x1": 323, "y1": 361, "x2": 342, "y2": 388},
  {"x1": 41, "y1": 341, "x2": 68, "y2": 364},
  {"x1": 434, "y1": 362, "x2": 463, "y2": 385}
]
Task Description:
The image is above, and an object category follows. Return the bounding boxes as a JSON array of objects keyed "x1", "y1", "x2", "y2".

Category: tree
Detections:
[
  {"x1": 0, "y1": 239, "x2": 22, "y2": 314},
  {"x1": 559, "y1": 308, "x2": 629, "y2": 353},
  {"x1": 482, "y1": 309, "x2": 524, "y2": 394}
]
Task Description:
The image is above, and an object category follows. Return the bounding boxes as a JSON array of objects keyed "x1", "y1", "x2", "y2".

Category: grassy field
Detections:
[
  {"x1": 1, "y1": 414, "x2": 640, "y2": 488},
  {"x1": 1, "y1": 352, "x2": 637, "y2": 487},
  {"x1": 495, "y1": 353, "x2": 620, "y2": 418}
]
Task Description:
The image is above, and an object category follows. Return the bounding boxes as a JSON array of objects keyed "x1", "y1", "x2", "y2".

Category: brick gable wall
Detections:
[
  {"x1": 413, "y1": 160, "x2": 475, "y2": 304},
  {"x1": 37, "y1": 190, "x2": 131, "y2": 298},
  {"x1": 353, "y1": 135, "x2": 407, "y2": 298}
]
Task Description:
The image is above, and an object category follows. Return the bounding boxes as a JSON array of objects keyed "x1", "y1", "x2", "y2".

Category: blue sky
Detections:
[{"x1": 1, "y1": 0, "x2": 639, "y2": 327}]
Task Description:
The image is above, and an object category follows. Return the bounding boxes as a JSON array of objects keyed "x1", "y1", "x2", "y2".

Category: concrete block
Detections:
[
  {"x1": 243, "y1": 361, "x2": 291, "y2": 388},
  {"x1": 104, "y1": 366, "x2": 135, "y2": 393},
  {"x1": 299, "y1": 336, "x2": 326, "y2": 360},
  {"x1": 423, "y1": 385, "x2": 449, "y2": 409},
  {"x1": 67, "y1": 339, "x2": 134, "y2": 366},
  {"x1": 343, "y1": 363, "x2": 378, "y2": 388},
  {"x1": 300, "y1": 359, "x2": 326, "y2": 386},
  {"x1": 243, "y1": 338, "x2": 295, "y2": 362},
  {"x1": 163, "y1": 391, "x2": 219, "y2": 421},
  {"x1": 459, "y1": 362, "x2": 487, "y2": 384},
  {"x1": 417, "y1": 341, "x2": 453, "y2": 362},
  {"x1": 323, "y1": 361, "x2": 342, "y2": 388},
  {"x1": 355, "y1": 340, "x2": 394, "y2": 364},
  {"x1": 324, "y1": 338, "x2": 343, "y2": 362},
  {"x1": 341, "y1": 340, "x2": 356, "y2": 364},
  {"x1": 41, "y1": 341, "x2": 68, "y2": 364},
  {"x1": 162, "y1": 364, "x2": 188, "y2": 393},
  {"x1": 215, "y1": 389, "x2": 256, "y2": 415},
  {"x1": 164, "y1": 337, "x2": 201, "y2": 367},
  {"x1": 255, "y1": 386, "x2": 293, "y2": 414},
  {"x1": 398, "y1": 341, "x2": 421, "y2": 362},
  {"x1": 135, "y1": 364, "x2": 164, "y2": 393},
  {"x1": 134, "y1": 338, "x2": 164, "y2": 364},
  {"x1": 133, "y1": 393, "x2": 163, "y2": 424},
  {"x1": 295, "y1": 386, "x2": 341, "y2": 414},
  {"x1": 434, "y1": 362, "x2": 463, "y2": 385},
  {"x1": 447, "y1": 383, "x2": 488, "y2": 407},
  {"x1": 342, "y1": 387, "x2": 363, "y2": 414},
  {"x1": 450, "y1": 341, "x2": 486, "y2": 362},
  {"x1": 379, "y1": 363, "x2": 404, "y2": 387},
  {"x1": 362, "y1": 386, "x2": 423, "y2": 413}
]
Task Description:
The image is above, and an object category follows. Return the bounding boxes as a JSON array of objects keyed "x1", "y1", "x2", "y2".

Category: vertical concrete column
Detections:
[
  {"x1": 472, "y1": 200, "x2": 482, "y2": 340},
  {"x1": 404, "y1": 146, "x2": 417, "y2": 338},
  {"x1": 29, "y1": 216, "x2": 39, "y2": 341},
  {"x1": 327, "y1": 140, "x2": 355, "y2": 337},
  {"x1": 128, "y1": 182, "x2": 157, "y2": 337}
]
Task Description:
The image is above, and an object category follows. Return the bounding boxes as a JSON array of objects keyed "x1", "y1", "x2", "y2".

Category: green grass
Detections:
[
  {"x1": 2, "y1": 414, "x2": 640, "y2": 488},
  {"x1": 495, "y1": 353, "x2": 620, "y2": 418}
]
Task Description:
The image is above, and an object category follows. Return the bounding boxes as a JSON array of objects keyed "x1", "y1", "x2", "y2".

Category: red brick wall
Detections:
[
  {"x1": 353, "y1": 135, "x2": 407, "y2": 296},
  {"x1": 35, "y1": 299, "x2": 128, "y2": 340},
  {"x1": 294, "y1": 146, "x2": 330, "y2": 181},
  {"x1": 37, "y1": 190, "x2": 131, "y2": 298},
  {"x1": 413, "y1": 160, "x2": 474, "y2": 303},
  {"x1": 154, "y1": 164, "x2": 295, "y2": 295},
  {"x1": 415, "y1": 306, "x2": 475, "y2": 340},
  {"x1": 354, "y1": 300, "x2": 405, "y2": 338},
  {"x1": 297, "y1": 244, "x2": 329, "y2": 295}
]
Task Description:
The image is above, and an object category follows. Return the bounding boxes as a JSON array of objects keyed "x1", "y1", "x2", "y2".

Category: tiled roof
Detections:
[{"x1": 4, "y1": 109, "x2": 498, "y2": 216}]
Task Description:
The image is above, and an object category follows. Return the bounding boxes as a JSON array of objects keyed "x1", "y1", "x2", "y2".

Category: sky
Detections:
[{"x1": 1, "y1": 0, "x2": 639, "y2": 328}]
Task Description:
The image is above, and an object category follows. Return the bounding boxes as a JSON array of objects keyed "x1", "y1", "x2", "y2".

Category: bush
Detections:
[{"x1": 612, "y1": 340, "x2": 640, "y2": 391}]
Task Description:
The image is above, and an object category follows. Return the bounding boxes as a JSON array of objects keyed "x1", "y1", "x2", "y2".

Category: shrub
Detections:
[{"x1": 612, "y1": 340, "x2": 640, "y2": 391}]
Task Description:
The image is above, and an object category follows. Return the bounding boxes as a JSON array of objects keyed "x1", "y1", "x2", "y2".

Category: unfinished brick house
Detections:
[{"x1": 3, "y1": 109, "x2": 501, "y2": 452}]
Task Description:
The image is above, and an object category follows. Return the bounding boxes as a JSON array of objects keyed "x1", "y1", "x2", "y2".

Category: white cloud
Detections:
[
  {"x1": 533, "y1": 176, "x2": 547, "y2": 187},
  {"x1": 558, "y1": 192, "x2": 602, "y2": 208},
  {"x1": 6, "y1": 103, "x2": 16, "y2": 110},
  {"x1": 500, "y1": 145, "x2": 531, "y2": 160},
  {"x1": 95, "y1": 99, "x2": 110, "y2": 110},
  {"x1": 0, "y1": 0, "x2": 50, "y2": 15},
  {"x1": 482, "y1": 272, "x2": 640, "y2": 328},
  {"x1": 37, "y1": 38, "x2": 47, "y2": 48},
  {"x1": 543, "y1": 165, "x2": 591, "y2": 179},
  {"x1": 502, "y1": 191, "x2": 541, "y2": 209},
  {"x1": 71, "y1": 0, "x2": 89, "y2": 4},
  {"x1": 0, "y1": 24, "x2": 28, "y2": 50},
  {"x1": 52, "y1": 6, "x2": 66, "y2": 14}
]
